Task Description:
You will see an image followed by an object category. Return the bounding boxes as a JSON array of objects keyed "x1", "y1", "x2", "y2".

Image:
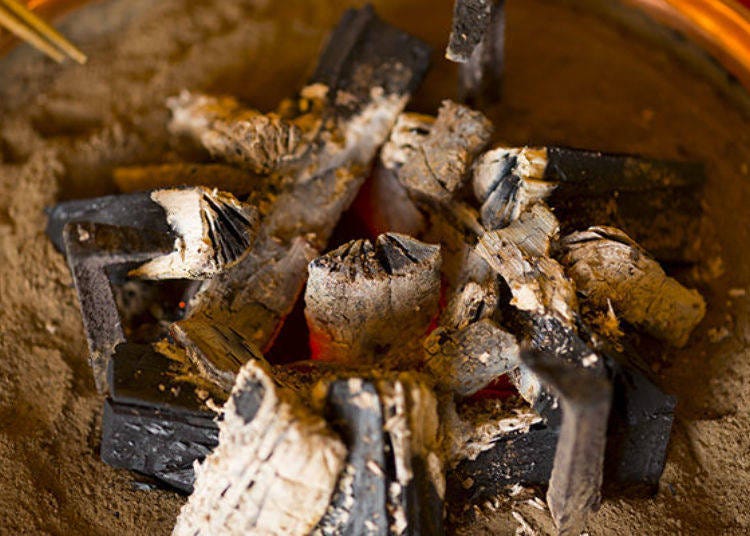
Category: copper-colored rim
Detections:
[
  {"x1": 626, "y1": 0, "x2": 750, "y2": 90},
  {"x1": 1, "y1": 0, "x2": 750, "y2": 92}
]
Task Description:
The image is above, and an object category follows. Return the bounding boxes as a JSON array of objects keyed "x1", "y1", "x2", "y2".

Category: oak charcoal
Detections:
[
  {"x1": 452, "y1": 1, "x2": 505, "y2": 105},
  {"x1": 129, "y1": 187, "x2": 259, "y2": 280},
  {"x1": 62, "y1": 221, "x2": 174, "y2": 392},
  {"x1": 102, "y1": 343, "x2": 222, "y2": 492},
  {"x1": 305, "y1": 233, "x2": 441, "y2": 365},
  {"x1": 398, "y1": 101, "x2": 493, "y2": 204},
  {"x1": 314, "y1": 379, "x2": 390, "y2": 535},
  {"x1": 521, "y1": 350, "x2": 612, "y2": 536},
  {"x1": 424, "y1": 318, "x2": 520, "y2": 396},
  {"x1": 46, "y1": 190, "x2": 172, "y2": 252},
  {"x1": 174, "y1": 360, "x2": 347, "y2": 536},
  {"x1": 600, "y1": 348, "x2": 676, "y2": 498},
  {"x1": 473, "y1": 145, "x2": 705, "y2": 260},
  {"x1": 560, "y1": 226, "x2": 706, "y2": 347}
]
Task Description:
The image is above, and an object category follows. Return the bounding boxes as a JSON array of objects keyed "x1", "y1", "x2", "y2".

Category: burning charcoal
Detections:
[
  {"x1": 305, "y1": 233, "x2": 441, "y2": 366},
  {"x1": 129, "y1": 187, "x2": 259, "y2": 280},
  {"x1": 315, "y1": 376, "x2": 444, "y2": 535},
  {"x1": 168, "y1": 92, "x2": 305, "y2": 175},
  {"x1": 472, "y1": 145, "x2": 705, "y2": 260},
  {"x1": 366, "y1": 113, "x2": 436, "y2": 236},
  {"x1": 174, "y1": 7, "x2": 432, "y2": 388},
  {"x1": 560, "y1": 226, "x2": 706, "y2": 347},
  {"x1": 174, "y1": 359, "x2": 347, "y2": 536},
  {"x1": 521, "y1": 349, "x2": 612, "y2": 536},
  {"x1": 101, "y1": 342, "x2": 223, "y2": 492},
  {"x1": 113, "y1": 163, "x2": 261, "y2": 196},
  {"x1": 424, "y1": 318, "x2": 519, "y2": 396},
  {"x1": 446, "y1": 0, "x2": 505, "y2": 104},
  {"x1": 398, "y1": 101, "x2": 493, "y2": 204},
  {"x1": 174, "y1": 237, "x2": 317, "y2": 391}
]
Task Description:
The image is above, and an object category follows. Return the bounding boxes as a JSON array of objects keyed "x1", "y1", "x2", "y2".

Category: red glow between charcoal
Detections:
[{"x1": 267, "y1": 170, "x2": 517, "y2": 400}]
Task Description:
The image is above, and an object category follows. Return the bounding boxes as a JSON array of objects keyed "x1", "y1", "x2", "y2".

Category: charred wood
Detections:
[
  {"x1": 174, "y1": 360, "x2": 347, "y2": 536},
  {"x1": 521, "y1": 349, "x2": 612, "y2": 536},
  {"x1": 560, "y1": 226, "x2": 706, "y2": 347},
  {"x1": 305, "y1": 233, "x2": 441, "y2": 366},
  {"x1": 472, "y1": 145, "x2": 705, "y2": 261},
  {"x1": 101, "y1": 342, "x2": 224, "y2": 492},
  {"x1": 447, "y1": 0, "x2": 506, "y2": 105}
]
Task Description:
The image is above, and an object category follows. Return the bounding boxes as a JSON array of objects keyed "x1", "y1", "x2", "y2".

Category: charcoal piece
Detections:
[
  {"x1": 448, "y1": 1, "x2": 505, "y2": 105},
  {"x1": 129, "y1": 187, "x2": 259, "y2": 280},
  {"x1": 424, "y1": 318, "x2": 520, "y2": 396},
  {"x1": 472, "y1": 145, "x2": 706, "y2": 260},
  {"x1": 168, "y1": 92, "x2": 305, "y2": 174},
  {"x1": 446, "y1": 0, "x2": 495, "y2": 63},
  {"x1": 174, "y1": 360, "x2": 348, "y2": 536},
  {"x1": 175, "y1": 7, "x2": 432, "y2": 387},
  {"x1": 521, "y1": 350, "x2": 612, "y2": 536},
  {"x1": 398, "y1": 101, "x2": 493, "y2": 204},
  {"x1": 62, "y1": 221, "x2": 174, "y2": 392},
  {"x1": 315, "y1": 379, "x2": 390, "y2": 535},
  {"x1": 309, "y1": 5, "x2": 431, "y2": 106},
  {"x1": 102, "y1": 343, "x2": 223, "y2": 493},
  {"x1": 46, "y1": 191, "x2": 171, "y2": 252},
  {"x1": 560, "y1": 226, "x2": 705, "y2": 347},
  {"x1": 600, "y1": 348, "x2": 676, "y2": 498},
  {"x1": 447, "y1": 424, "x2": 558, "y2": 505},
  {"x1": 305, "y1": 233, "x2": 441, "y2": 366},
  {"x1": 441, "y1": 279, "x2": 499, "y2": 331},
  {"x1": 375, "y1": 376, "x2": 445, "y2": 535}
]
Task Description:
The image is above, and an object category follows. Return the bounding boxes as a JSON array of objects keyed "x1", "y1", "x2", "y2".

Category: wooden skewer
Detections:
[{"x1": 0, "y1": 0, "x2": 86, "y2": 64}]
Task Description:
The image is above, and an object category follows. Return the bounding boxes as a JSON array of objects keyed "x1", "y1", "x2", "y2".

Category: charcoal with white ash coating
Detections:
[
  {"x1": 46, "y1": 186, "x2": 258, "y2": 392},
  {"x1": 446, "y1": 0, "x2": 506, "y2": 105},
  {"x1": 173, "y1": 359, "x2": 348, "y2": 536},
  {"x1": 313, "y1": 375, "x2": 445, "y2": 535},
  {"x1": 304, "y1": 233, "x2": 442, "y2": 367},
  {"x1": 560, "y1": 226, "x2": 706, "y2": 348},
  {"x1": 472, "y1": 145, "x2": 706, "y2": 261},
  {"x1": 172, "y1": 5, "x2": 432, "y2": 387}
]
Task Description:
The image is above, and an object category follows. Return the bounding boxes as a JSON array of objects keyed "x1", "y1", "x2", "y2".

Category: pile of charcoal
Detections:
[{"x1": 46, "y1": 4, "x2": 706, "y2": 535}]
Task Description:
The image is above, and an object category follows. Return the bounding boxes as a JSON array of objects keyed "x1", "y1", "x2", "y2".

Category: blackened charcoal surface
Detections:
[
  {"x1": 46, "y1": 192, "x2": 171, "y2": 252},
  {"x1": 316, "y1": 380, "x2": 389, "y2": 535},
  {"x1": 602, "y1": 351, "x2": 676, "y2": 498},
  {"x1": 311, "y1": 5, "x2": 432, "y2": 107},
  {"x1": 447, "y1": 425, "x2": 558, "y2": 505},
  {"x1": 447, "y1": 0, "x2": 494, "y2": 62},
  {"x1": 101, "y1": 399, "x2": 218, "y2": 493}
]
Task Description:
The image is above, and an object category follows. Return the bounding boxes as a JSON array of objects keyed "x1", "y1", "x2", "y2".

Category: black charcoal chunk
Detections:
[
  {"x1": 447, "y1": 424, "x2": 558, "y2": 505},
  {"x1": 316, "y1": 380, "x2": 389, "y2": 535},
  {"x1": 46, "y1": 192, "x2": 172, "y2": 252},
  {"x1": 101, "y1": 343, "x2": 222, "y2": 493}
]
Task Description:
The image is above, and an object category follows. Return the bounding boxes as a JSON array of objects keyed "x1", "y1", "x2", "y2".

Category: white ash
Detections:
[
  {"x1": 130, "y1": 187, "x2": 258, "y2": 280},
  {"x1": 173, "y1": 360, "x2": 347, "y2": 536},
  {"x1": 472, "y1": 146, "x2": 550, "y2": 203}
]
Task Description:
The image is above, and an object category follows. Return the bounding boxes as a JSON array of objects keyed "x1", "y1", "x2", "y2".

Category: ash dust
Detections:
[{"x1": 1, "y1": 0, "x2": 750, "y2": 534}]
